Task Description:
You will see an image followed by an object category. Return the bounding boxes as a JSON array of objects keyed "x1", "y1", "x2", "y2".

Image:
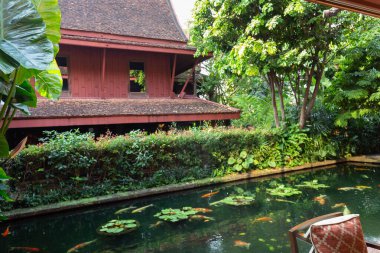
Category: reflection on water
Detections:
[{"x1": 1, "y1": 164, "x2": 379, "y2": 253}]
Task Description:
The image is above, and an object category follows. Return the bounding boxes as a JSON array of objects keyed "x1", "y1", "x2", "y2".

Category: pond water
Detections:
[{"x1": 1, "y1": 164, "x2": 380, "y2": 253}]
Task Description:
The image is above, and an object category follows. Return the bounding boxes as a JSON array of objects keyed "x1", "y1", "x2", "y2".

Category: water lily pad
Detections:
[
  {"x1": 295, "y1": 180, "x2": 329, "y2": 190},
  {"x1": 97, "y1": 219, "x2": 139, "y2": 236},
  {"x1": 210, "y1": 195, "x2": 255, "y2": 206},
  {"x1": 154, "y1": 207, "x2": 203, "y2": 223},
  {"x1": 267, "y1": 184, "x2": 302, "y2": 197}
]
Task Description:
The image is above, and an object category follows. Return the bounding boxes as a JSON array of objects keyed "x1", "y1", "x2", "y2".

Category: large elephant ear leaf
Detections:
[
  {"x1": 31, "y1": 0, "x2": 61, "y2": 56},
  {"x1": 35, "y1": 60, "x2": 62, "y2": 100},
  {"x1": 0, "y1": 51, "x2": 19, "y2": 75},
  {"x1": 0, "y1": 0, "x2": 54, "y2": 72},
  {"x1": 15, "y1": 81, "x2": 37, "y2": 107},
  {"x1": 0, "y1": 134, "x2": 9, "y2": 158}
]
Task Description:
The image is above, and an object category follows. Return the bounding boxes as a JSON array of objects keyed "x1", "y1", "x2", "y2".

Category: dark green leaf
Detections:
[
  {"x1": 0, "y1": 134, "x2": 9, "y2": 158},
  {"x1": 0, "y1": 167, "x2": 11, "y2": 180},
  {"x1": 0, "y1": 0, "x2": 54, "y2": 72},
  {"x1": 15, "y1": 81, "x2": 37, "y2": 107},
  {"x1": 10, "y1": 103, "x2": 30, "y2": 115}
]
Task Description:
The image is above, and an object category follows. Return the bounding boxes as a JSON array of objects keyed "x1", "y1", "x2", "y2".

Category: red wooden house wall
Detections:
[{"x1": 59, "y1": 45, "x2": 172, "y2": 99}]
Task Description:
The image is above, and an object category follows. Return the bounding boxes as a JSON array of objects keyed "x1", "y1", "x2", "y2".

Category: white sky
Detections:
[{"x1": 170, "y1": 0, "x2": 196, "y2": 34}]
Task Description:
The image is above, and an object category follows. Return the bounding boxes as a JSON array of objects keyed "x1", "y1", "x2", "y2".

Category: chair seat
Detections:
[{"x1": 368, "y1": 247, "x2": 380, "y2": 253}]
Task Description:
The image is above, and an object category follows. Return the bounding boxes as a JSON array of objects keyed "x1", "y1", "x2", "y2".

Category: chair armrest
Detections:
[
  {"x1": 289, "y1": 212, "x2": 343, "y2": 233},
  {"x1": 367, "y1": 241, "x2": 380, "y2": 250}
]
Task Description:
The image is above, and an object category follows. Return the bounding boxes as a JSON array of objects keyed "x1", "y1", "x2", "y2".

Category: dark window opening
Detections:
[
  {"x1": 62, "y1": 79, "x2": 69, "y2": 91},
  {"x1": 56, "y1": 56, "x2": 69, "y2": 91},
  {"x1": 129, "y1": 62, "x2": 146, "y2": 93}
]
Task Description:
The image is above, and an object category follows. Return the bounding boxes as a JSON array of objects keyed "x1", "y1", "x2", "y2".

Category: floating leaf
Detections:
[
  {"x1": 154, "y1": 207, "x2": 203, "y2": 223},
  {"x1": 295, "y1": 180, "x2": 329, "y2": 190},
  {"x1": 267, "y1": 184, "x2": 302, "y2": 197}
]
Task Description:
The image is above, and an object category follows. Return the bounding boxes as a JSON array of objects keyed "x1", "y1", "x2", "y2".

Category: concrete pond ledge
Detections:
[{"x1": 4, "y1": 155, "x2": 380, "y2": 221}]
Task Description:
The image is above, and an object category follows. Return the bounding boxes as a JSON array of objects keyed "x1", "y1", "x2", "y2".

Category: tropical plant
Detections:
[
  {"x1": 227, "y1": 150, "x2": 255, "y2": 172},
  {"x1": 0, "y1": 0, "x2": 62, "y2": 217}
]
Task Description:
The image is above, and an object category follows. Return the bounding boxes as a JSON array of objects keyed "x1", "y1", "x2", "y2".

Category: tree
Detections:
[
  {"x1": 0, "y1": 0, "x2": 62, "y2": 218},
  {"x1": 324, "y1": 18, "x2": 380, "y2": 127},
  {"x1": 191, "y1": 0, "x2": 357, "y2": 128}
]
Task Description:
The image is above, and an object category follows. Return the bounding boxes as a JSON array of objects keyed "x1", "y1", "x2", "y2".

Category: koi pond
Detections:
[{"x1": 1, "y1": 164, "x2": 380, "y2": 253}]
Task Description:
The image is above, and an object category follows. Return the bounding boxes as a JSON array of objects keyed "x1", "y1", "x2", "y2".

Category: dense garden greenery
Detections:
[
  {"x1": 2, "y1": 121, "x2": 379, "y2": 210},
  {"x1": 192, "y1": 0, "x2": 380, "y2": 129},
  {"x1": 0, "y1": 0, "x2": 379, "y2": 214}
]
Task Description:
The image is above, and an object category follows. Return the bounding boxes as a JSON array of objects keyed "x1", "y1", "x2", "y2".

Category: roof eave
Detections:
[
  {"x1": 306, "y1": 0, "x2": 380, "y2": 18},
  {"x1": 60, "y1": 29, "x2": 197, "y2": 55}
]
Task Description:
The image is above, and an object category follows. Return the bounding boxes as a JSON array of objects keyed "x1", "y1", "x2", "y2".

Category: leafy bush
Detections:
[{"x1": 2, "y1": 125, "x2": 378, "y2": 211}]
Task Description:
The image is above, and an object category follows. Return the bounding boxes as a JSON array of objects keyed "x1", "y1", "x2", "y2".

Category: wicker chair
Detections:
[{"x1": 288, "y1": 212, "x2": 380, "y2": 253}]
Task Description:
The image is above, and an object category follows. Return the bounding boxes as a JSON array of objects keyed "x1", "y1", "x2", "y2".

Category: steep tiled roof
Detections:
[
  {"x1": 59, "y1": 0, "x2": 188, "y2": 42},
  {"x1": 15, "y1": 99, "x2": 240, "y2": 119}
]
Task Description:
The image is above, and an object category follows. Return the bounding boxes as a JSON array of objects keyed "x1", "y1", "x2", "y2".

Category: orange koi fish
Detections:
[
  {"x1": 378, "y1": 184, "x2": 380, "y2": 188},
  {"x1": 234, "y1": 240, "x2": 251, "y2": 249},
  {"x1": 313, "y1": 195, "x2": 326, "y2": 205},
  {"x1": 193, "y1": 208, "x2": 213, "y2": 213},
  {"x1": 252, "y1": 217, "x2": 273, "y2": 223},
  {"x1": 67, "y1": 239, "x2": 97, "y2": 253},
  {"x1": 190, "y1": 215, "x2": 214, "y2": 221},
  {"x1": 1, "y1": 226, "x2": 10, "y2": 237},
  {"x1": 201, "y1": 191, "x2": 219, "y2": 198},
  {"x1": 9, "y1": 247, "x2": 41, "y2": 252},
  {"x1": 331, "y1": 203, "x2": 346, "y2": 208}
]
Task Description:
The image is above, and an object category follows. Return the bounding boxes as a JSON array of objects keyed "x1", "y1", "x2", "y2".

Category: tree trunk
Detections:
[
  {"x1": 299, "y1": 63, "x2": 316, "y2": 129},
  {"x1": 268, "y1": 72, "x2": 280, "y2": 128},
  {"x1": 306, "y1": 69, "x2": 323, "y2": 117},
  {"x1": 276, "y1": 79, "x2": 286, "y2": 122}
]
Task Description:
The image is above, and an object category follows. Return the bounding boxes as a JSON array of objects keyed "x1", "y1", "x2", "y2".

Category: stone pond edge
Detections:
[{"x1": 4, "y1": 155, "x2": 380, "y2": 221}]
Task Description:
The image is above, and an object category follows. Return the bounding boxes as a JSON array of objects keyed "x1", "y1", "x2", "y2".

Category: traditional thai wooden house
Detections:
[{"x1": 10, "y1": 0, "x2": 240, "y2": 129}]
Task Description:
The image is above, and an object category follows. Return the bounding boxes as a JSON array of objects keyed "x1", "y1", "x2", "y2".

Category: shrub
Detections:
[{"x1": 2, "y1": 125, "x2": 378, "y2": 211}]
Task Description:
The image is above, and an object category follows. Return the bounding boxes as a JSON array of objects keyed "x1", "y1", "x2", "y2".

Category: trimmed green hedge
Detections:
[{"x1": 2, "y1": 125, "x2": 379, "y2": 210}]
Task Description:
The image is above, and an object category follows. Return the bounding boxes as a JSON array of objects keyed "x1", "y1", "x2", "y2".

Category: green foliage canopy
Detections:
[
  {"x1": 325, "y1": 19, "x2": 380, "y2": 127},
  {"x1": 191, "y1": 0, "x2": 358, "y2": 128}
]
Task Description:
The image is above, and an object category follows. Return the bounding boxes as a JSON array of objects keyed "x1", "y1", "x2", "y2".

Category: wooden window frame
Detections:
[
  {"x1": 128, "y1": 60, "x2": 148, "y2": 98},
  {"x1": 56, "y1": 55, "x2": 71, "y2": 97}
]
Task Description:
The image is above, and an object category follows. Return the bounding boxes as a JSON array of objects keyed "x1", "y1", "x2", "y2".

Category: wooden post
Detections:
[
  {"x1": 101, "y1": 48, "x2": 107, "y2": 99},
  {"x1": 170, "y1": 54, "x2": 177, "y2": 98},
  {"x1": 179, "y1": 59, "x2": 199, "y2": 99},
  {"x1": 193, "y1": 65, "x2": 196, "y2": 96}
]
